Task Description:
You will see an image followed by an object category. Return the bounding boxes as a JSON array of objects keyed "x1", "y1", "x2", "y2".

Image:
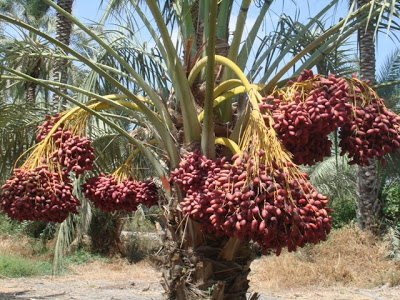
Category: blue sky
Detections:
[
  {"x1": 74, "y1": 0, "x2": 105, "y2": 23},
  {"x1": 72, "y1": 0, "x2": 398, "y2": 77}
]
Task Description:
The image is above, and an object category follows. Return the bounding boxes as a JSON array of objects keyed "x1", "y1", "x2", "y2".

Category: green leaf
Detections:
[{"x1": 145, "y1": 0, "x2": 201, "y2": 143}]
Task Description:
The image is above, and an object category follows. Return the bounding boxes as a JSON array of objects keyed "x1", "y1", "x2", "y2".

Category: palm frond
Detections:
[
  {"x1": 52, "y1": 213, "x2": 79, "y2": 274},
  {"x1": 0, "y1": 34, "x2": 55, "y2": 106},
  {"x1": 384, "y1": 227, "x2": 400, "y2": 261},
  {"x1": 0, "y1": 0, "x2": 52, "y2": 29},
  {"x1": 0, "y1": 102, "x2": 48, "y2": 183},
  {"x1": 307, "y1": 154, "x2": 357, "y2": 202},
  {"x1": 371, "y1": 0, "x2": 400, "y2": 38},
  {"x1": 376, "y1": 48, "x2": 400, "y2": 109}
]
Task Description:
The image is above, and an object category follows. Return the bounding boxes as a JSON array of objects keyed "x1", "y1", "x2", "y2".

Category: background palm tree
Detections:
[
  {"x1": 0, "y1": 0, "x2": 55, "y2": 182},
  {"x1": 356, "y1": 0, "x2": 380, "y2": 230},
  {"x1": 0, "y1": 0, "x2": 52, "y2": 103},
  {"x1": 52, "y1": 0, "x2": 74, "y2": 110},
  {"x1": 356, "y1": 0, "x2": 400, "y2": 230}
]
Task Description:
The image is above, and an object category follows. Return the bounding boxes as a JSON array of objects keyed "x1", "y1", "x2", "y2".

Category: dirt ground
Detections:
[
  {"x1": 2, "y1": 226, "x2": 400, "y2": 299},
  {"x1": 1, "y1": 260, "x2": 400, "y2": 300}
]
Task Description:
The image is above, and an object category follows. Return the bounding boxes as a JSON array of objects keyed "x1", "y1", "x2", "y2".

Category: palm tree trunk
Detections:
[
  {"x1": 26, "y1": 80, "x2": 37, "y2": 103},
  {"x1": 158, "y1": 209, "x2": 255, "y2": 299},
  {"x1": 357, "y1": 0, "x2": 380, "y2": 230},
  {"x1": 53, "y1": 0, "x2": 74, "y2": 111},
  {"x1": 25, "y1": 57, "x2": 42, "y2": 103}
]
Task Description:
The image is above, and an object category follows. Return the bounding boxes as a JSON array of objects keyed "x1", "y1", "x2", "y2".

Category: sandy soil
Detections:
[{"x1": 1, "y1": 260, "x2": 400, "y2": 300}]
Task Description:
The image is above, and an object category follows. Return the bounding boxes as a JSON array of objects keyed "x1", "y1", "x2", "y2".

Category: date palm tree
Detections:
[
  {"x1": 0, "y1": 0, "x2": 75, "y2": 108},
  {"x1": 0, "y1": 0, "x2": 52, "y2": 103},
  {"x1": 1, "y1": 1, "x2": 398, "y2": 299},
  {"x1": 52, "y1": 0, "x2": 74, "y2": 110},
  {"x1": 356, "y1": 0, "x2": 400, "y2": 230}
]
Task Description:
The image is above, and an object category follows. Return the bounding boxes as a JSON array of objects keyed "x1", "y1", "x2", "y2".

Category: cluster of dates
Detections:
[
  {"x1": 82, "y1": 173, "x2": 159, "y2": 212},
  {"x1": 339, "y1": 87, "x2": 400, "y2": 165},
  {"x1": 36, "y1": 113, "x2": 63, "y2": 141},
  {"x1": 261, "y1": 70, "x2": 400, "y2": 166},
  {"x1": 37, "y1": 114, "x2": 95, "y2": 177},
  {"x1": 1, "y1": 114, "x2": 95, "y2": 223},
  {"x1": 0, "y1": 165, "x2": 79, "y2": 222},
  {"x1": 170, "y1": 151, "x2": 332, "y2": 255},
  {"x1": 50, "y1": 132, "x2": 94, "y2": 177}
]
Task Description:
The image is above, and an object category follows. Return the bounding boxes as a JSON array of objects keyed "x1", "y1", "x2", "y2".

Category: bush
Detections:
[
  {"x1": 330, "y1": 197, "x2": 357, "y2": 228},
  {"x1": 64, "y1": 247, "x2": 108, "y2": 265},
  {"x1": 23, "y1": 221, "x2": 56, "y2": 240},
  {"x1": 0, "y1": 213, "x2": 56, "y2": 242},
  {"x1": 87, "y1": 209, "x2": 125, "y2": 256},
  {"x1": 382, "y1": 184, "x2": 400, "y2": 228},
  {"x1": 0, "y1": 213, "x2": 25, "y2": 235},
  {"x1": 123, "y1": 233, "x2": 161, "y2": 263},
  {"x1": 121, "y1": 208, "x2": 162, "y2": 263},
  {"x1": 123, "y1": 206, "x2": 162, "y2": 233},
  {"x1": 0, "y1": 254, "x2": 51, "y2": 278}
]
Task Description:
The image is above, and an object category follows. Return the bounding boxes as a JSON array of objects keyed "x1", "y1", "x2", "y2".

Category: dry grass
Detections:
[
  {"x1": 67, "y1": 259, "x2": 159, "y2": 282},
  {"x1": 0, "y1": 233, "x2": 57, "y2": 262},
  {"x1": 249, "y1": 224, "x2": 399, "y2": 293},
  {"x1": 0, "y1": 234, "x2": 48, "y2": 258},
  {"x1": 0, "y1": 235, "x2": 28, "y2": 255}
]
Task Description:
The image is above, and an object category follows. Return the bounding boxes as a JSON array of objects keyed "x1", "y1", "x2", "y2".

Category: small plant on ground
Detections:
[
  {"x1": 123, "y1": 233, "x2": 161, "y2": 264},
  {"x1": 0, "y1": 254, "x2": 52, "y2": 278},
  {"x1": 330, "y1": 197, "x2": 357, "y2": 228},
  {"x1": 382, "y1": 183, "x2": 400, "y2": 229},
  {"x1": 65, "y1": 247, "x2": 108, "y2": 265}
]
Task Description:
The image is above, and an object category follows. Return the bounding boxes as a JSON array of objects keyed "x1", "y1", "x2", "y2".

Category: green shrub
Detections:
[
  {"x1": 64, "y1": 247, "x2": 108, "y2": 265},
  {"x1": 0, "y1": 213, "x2": 25, "y2": 235},
  {"x1": 121, "y1": 208, "x2": 161, "y2": 263},
  {"x1": 0, "y1": 213, "x2": 55, "y2": 242},
  {"x1": 24, "y1": 221, "x2": 56, "y2": 240},
  {"x1": 0, "y1": 213, "x2": 54, "y2": 256},
  {"x1": 382, "y1": 184, "x2": 400, "y2": 228},
  {"x1": 330, "y1": 197, "x2": 357, "y2": 228},
  {"x1": 0, "y1": 254, "x2": 51, "y2": 278}
]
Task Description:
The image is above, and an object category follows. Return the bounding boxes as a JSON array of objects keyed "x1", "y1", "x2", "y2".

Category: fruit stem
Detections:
[{"x1": 214, "y1": 137, "x2": 241, "y2": 155}]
